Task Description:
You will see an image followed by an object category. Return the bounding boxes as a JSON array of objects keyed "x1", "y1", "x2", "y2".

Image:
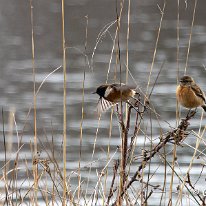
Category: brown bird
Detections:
[
  {"x1": 176, "y1": 75, "x2": 206, "y2": 111},
  {"x1": 93, "y1": 83, "x2": 137, "y2": 113}
]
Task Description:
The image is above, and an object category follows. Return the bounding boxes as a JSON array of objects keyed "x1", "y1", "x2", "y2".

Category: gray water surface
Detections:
[{"x1": 0, "y1": 1, "x2": 206, "y2": 205}]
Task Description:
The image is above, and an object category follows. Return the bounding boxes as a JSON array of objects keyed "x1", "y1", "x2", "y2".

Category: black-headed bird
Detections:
[{"x1": 93, "y1": 83, "x2": 137, "y2": 113}]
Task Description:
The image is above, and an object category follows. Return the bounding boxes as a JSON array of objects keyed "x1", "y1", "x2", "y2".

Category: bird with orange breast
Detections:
[
  {"x1": 93, "y1": 83, "x2": 138, "y2": 113},
  {"x1": 176, "y1": 75, "x2": 206, "y2": 112}
]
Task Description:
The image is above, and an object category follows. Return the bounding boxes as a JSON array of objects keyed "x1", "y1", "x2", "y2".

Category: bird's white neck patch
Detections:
[
  {"x1": 105, "y1": 87, "x2": 113, "y2": 97},
  {"x1": 131, "y1": 90, "x2": 136, "y2": 97}
]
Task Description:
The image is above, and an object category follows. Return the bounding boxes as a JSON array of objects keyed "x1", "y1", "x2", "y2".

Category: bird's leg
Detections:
[
  {"x1": 130, "y1": 96, "x2": 144, "y2": 107},
  {"x1": 186, "y1": 108, "x2": 197, "y2": 118},
  {"x1": 187, "y1": 108, "x2": 197, "y2": 116},
  {"x1": 186, "y1": 109, "x2": 191, "y2": 118},
  {"x1": 126, "y1": 101, "x2": 139, "y2": 113},
  {"x1": 126, "y1": 101, "x2": 143, "y2": 119},
  {"x1": 130, "y1": 96, "x2": 150, "y2": 113}
]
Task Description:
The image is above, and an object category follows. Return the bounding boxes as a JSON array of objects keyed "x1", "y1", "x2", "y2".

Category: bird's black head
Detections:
[{"x1": 94, "y1": 85, "x2": 108, "y2": 97}]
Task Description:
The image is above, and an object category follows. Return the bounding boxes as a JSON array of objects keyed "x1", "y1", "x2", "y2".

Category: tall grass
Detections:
[
  {"x1": 61, "y1": 0, "x2": 68, "y2": 205},
  {"x1": 29, "y1": 0, "x2": 38, "y2": 204}
]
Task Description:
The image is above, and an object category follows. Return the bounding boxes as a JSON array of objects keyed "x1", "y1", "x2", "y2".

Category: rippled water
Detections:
[{"x1": 0, "y1": 0, "x2": 206, "y2": 205}]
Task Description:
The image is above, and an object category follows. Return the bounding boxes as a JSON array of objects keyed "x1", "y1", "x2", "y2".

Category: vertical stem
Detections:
[
  {"x1": 184, "y1": 0, "x2": 197, "y2": 74},
  {"x1": 2, "y1": 109, "x2": 8, "y2": 205},
  {"x1": 78, "y1": 15, "x2": 88, "y2": 203},
  {"x1": 62, "y1": 0, "x2": 67, "y2": 205},
  {"x1": 145, "y1": 1, "x2": 166, "y2": 97},
  {"x1": 176, "y1": 0, "x2": 180, "y2": 124},
  {"x1": 30, "y1": 1, "x2": 38, "y2": 204},
  {"x1": 170, "y1": 0, "x2": 180, "y2": 205},
  {"x1": 125, "y1": 0, "x2": 130, "y2": 127},
  {"x1": 115, "y1": 0, "x2": 124, "y2": 205},
  {"x1": 126, "y1": 0, "x2": 130, "y2": 84}
]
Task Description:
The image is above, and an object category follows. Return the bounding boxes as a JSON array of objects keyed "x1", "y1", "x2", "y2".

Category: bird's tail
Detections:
[{"x1": 202, "y1": 105, "x2": 206, "y2": 112}]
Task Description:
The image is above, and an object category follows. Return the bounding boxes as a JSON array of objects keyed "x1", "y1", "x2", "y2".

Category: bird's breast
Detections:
[{"x1": 176, "y1": 85, "x2": 204, "y2": 108}]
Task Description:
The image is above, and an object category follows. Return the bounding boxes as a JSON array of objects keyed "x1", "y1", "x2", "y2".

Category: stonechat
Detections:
[
  {"x1": 176, "y1": 75, "x2": 206, "y2": 111},
  {"x1": 93, "y1": 83, "x2": 137, "y2": 113}
]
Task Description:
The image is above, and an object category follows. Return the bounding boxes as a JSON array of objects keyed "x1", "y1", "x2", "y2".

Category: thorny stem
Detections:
[{"x1": 111, "y1": 110, "x2": 196, "y2": 205}]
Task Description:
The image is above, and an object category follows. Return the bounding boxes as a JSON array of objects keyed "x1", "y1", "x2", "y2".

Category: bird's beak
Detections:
[{"x1": 92, "y1": 91, "x2": 96, "y2": 94}]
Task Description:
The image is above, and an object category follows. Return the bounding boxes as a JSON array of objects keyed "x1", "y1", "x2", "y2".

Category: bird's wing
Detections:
[
  {"x1": 110, "y1": 83, "x2": 133, "y2": 92},
  {"x1": 97, "y1": 98, "x2": 115, "y2": 113},
  {"x1": 110, "y1": 83, "x2": 127, "y2": 90},
  {"x1": 191, "y1": 84, "x2": 206, "y2": 102},
  {"x1": 110, "y1": 83, "x2": 137, "y2": 95}
]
